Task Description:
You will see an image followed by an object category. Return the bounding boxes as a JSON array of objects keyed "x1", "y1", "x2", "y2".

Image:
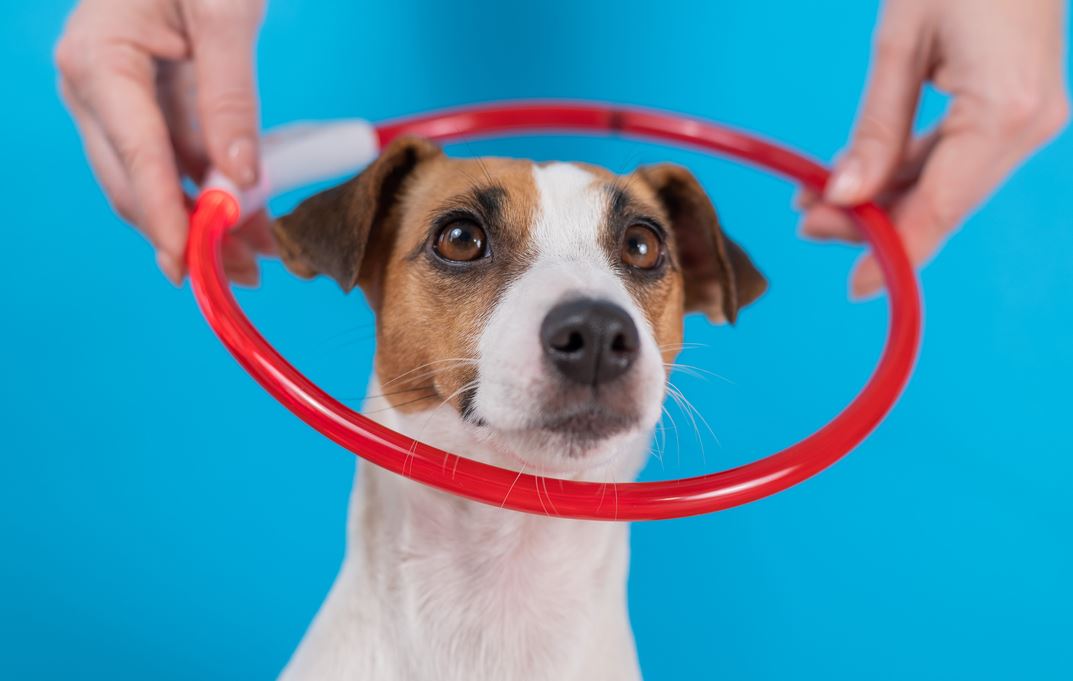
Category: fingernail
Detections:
[
  {"x1": 797, "y1": 216, "x2": 820, "y2": 238},
  {"x1": 227, "y1": 137, "x2": 259, "y2": 188},
  {"x1": 798, "y1": 211, "x2": 838, "y2": 239},
  {"x1": 798, "y1": 223, "x2": 829, "y2": 241},
  {"x1": 157, "y1": 252, "x2": 185, "y2": 287},
  {"x1": 849, "y1": 260, "x2": 884, "y2": 301},
  {"x1": 793, "y1": 189, "x2": 819, "y2": 211},
  {"x1": 825, "y1": 157, "x2": 863, "y2": 205}
]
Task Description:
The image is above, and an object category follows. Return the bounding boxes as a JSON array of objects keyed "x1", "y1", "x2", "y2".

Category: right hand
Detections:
[{"x1": 56, "y1": 0, "x2": 273, "y2": 286}]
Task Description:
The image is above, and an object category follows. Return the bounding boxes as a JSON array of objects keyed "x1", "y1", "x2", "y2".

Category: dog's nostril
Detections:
[
  {"x1": 610, "y1": 331, "x2": 635, "y2": 354},
  {"x1": 540, "y1": 298, "x2": 640, "y2": 385},
  {"x1": 553, "y1": 331, "x2": 585, "y2": 354}
]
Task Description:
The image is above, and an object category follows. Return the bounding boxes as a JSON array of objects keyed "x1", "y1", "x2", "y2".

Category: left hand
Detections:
[{"x1": 799, "y1": 0, "x2": 1070, "y2": 298}]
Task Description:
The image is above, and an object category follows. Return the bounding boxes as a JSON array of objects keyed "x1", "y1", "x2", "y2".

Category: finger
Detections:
[
  {"x1": 799, "y1": 205, "x2": 862, "y2": 242},
  {"x1": 793, "y1": 187, "x2": 821, "y2": 211},
  {"x1": 221, "y1": 233, "x2": 259, "y2": 286},
  {"x1": 826, "y1": 25, "x2": 927, "y2": 205},
  {"x1": 187, "y1": 1, "x2": 264, "y2": 188},
  {"x1": 797, "y1": 131, "x2": 936, "y2": 212},
  {"x1": 850, "y1": 109, "x2": 1022, "y2": 298},
  {"x1": 898, "y1": 110, "x2": 1026, "y2": 258},
  {"x1": 157, "y1": 60, "x2": 211, "y2": 182},
  {"x1": 81, "y1": 50, "x2": 189, "y2": 273},
  {"x1": 235, "y1": 210, "x2": 277, "y2": 255},
  {"x1": 84, "y1": 108, "x2": 186, "y2": 286},
  {"x1": 849, "y1": 220, "x2": 950, "y2": 300},
  {"x1": 156, "y1": 250, "x2": 185, "y2": 286},
  {"x1": 889, "y1": 129, "x2": 941, "y2": 190},
  {"x1": 803, "y1": 130, "x2": 941, "y2": 243},
  {"x1": 62, "y1": 82, "x2": 139, "y2": 222}
]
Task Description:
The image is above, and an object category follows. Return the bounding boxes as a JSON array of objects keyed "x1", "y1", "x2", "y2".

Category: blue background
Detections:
[{"x1": 3, "y1": 1, "x2": 1071, "y2": 679}]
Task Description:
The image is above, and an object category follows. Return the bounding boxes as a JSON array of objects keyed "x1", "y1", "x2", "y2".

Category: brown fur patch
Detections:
[
  {"x1": 634, "y1": 164, "x2": 767, "y2": 324},
  {"x1": 594, "y1": 173, "x2": 686, "y2": 366},
  {"x1": 372, "y1": 155, "x2": 540, "y2": 415}
]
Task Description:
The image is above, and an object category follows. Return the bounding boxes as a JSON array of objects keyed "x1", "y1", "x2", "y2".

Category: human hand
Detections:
[
  {"x1": 56, "y1": 0, "x2": 272, "y2": 286},
  {"x1": 800, "y1": 0, "x2": 1069, "y2": 298}
]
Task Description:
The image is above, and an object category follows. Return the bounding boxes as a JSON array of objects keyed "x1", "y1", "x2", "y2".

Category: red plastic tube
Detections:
[{"x1": 187, "y1": 102, "x2": 921, "y2": 521}]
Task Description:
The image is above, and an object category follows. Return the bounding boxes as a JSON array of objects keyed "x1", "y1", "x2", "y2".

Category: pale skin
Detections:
[{"x1": 56, "y1": 0, "x2": 1070, "y2": 294}]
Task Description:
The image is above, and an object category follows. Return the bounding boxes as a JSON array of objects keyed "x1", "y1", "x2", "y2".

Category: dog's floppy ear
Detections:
[
  {"x1": 637, "y1": 164, "x2": 767, "y2": 324},
  {"x1": 273, "y1": 135, "x2": 442, "y2": 293}
]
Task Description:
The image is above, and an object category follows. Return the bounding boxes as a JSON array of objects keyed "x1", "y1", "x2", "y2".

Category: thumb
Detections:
[
  {"x1": 189, "y1": 2, "x2": 264, "y2": 188},
  {"x1": 826, "y1": 37, "x2": 925, "y2": 206}
]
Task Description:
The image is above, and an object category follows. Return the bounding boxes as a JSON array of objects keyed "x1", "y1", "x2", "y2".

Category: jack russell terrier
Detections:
[{"x1": 272, "y1": 136, "x2": 766, "y2": 681}]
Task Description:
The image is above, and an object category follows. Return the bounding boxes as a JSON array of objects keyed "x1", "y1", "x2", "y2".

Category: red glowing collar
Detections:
[{"x1": 187, "y1": 102, "x2": 921, "y2": 521}]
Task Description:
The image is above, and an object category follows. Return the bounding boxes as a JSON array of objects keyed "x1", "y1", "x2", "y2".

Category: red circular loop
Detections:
[{"x1": 187, "y1": 102, "x2": 921, "y2": 521}]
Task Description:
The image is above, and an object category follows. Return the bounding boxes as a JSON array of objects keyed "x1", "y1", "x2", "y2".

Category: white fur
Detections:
[
  {"x1": 279, "y1": 163, "x2": 665, "y2": 681},
  {"x1": 474, "y1": 163, "x2": 666, "y2": 473}
]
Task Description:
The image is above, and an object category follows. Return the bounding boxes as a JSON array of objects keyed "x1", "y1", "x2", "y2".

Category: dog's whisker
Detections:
[
  {"x1": 675, "y1": 389, "x2": 721, "y2": 449},
  {"x1": 380, "y1": 364, "x2": 476, "y2": 393},
  {"x1": 533, "y1": 463, "x2": 552, "y2": 518},
  {"x1": 665, "y1": 383, "x2": 705, "y2": 465},
  {"x1": 362, "y1": 393, "x2": 439, "y2": 414},
  {"x1": 351, "y1": 384, "x2": 438, "y2": 402},
  {"x1": 666, "y1": 380, "x2": 722, "y2": 453},
  {"x1": 650, "y1": 422, "x2": 667, "y2": 471},
  {"x1": 614, "y1": 478, "x2": 620, "y2": 521},
  {"x1": 501, "y1": 461, "x2": 528, "y2": 508},
  {"x1": 473, "y1": 155, "x2": 497, "y2": 191},
  {"x1": 381, "y1": 358, "x2": 479, "y2": 388},
  {"x1": 659, "y1": 341, "x2": 710, "y2": 351},
  {"x1": 664, "y1": 363, "x2": 714, "y2": 383},
  {"x1": 437, "y1": 380, "x2": 481, "y2": 412},
  {"x1": 614, "y1": 169, "x2": 643, "y2": 203},
  {"x1": 540, "y1": 472, "x2": 560, "y2": 517},
  {"x1": 659, "y1": 404, "x2": 683, "y2": 467},
  {"x1": 412, "y1": 379, "x2": 482, "y2": 437},
  {"x1": 445, "y1": 121, "x2": 499, "y2": 188},
  {"x1": 664, "y1": 362, "x2": 733, "y2": 384},
  {"x1": 615, "y1": 148, "x2": 645, "y2": 177}
]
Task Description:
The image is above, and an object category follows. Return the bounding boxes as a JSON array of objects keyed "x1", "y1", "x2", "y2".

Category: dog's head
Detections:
[{"x1": 275, "y1": 137, "x2": 765, "y2": 474}]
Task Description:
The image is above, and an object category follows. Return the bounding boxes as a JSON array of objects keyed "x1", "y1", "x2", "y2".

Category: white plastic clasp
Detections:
[{"x1": 201, "y1": 118, "x2": 381, "y2": 223}]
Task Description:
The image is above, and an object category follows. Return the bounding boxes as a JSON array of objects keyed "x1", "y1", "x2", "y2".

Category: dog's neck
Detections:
[{"x1": 318, "y1": 378, "x2": 647, "y2": 680}]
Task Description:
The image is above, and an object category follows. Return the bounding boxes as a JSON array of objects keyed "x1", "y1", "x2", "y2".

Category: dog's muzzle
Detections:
[{"x1": 540, "y1": 299, "x2": 640, "y2": 386}]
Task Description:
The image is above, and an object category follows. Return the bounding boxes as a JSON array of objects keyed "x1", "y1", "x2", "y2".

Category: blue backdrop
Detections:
[{"x1": 2, "y1": 2, "x2": 1071, "y2": 679}]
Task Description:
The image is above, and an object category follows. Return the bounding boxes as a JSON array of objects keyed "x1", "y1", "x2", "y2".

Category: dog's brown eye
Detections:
[
  {"x1": 434, "y1": 220, "x2": 488, "y2": 262},
  {"x1": 621, "y1": 224, "x2": 663, "y2": 270}
]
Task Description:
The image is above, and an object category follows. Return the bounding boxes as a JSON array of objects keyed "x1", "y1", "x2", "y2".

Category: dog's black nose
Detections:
[{"x1": 541, "y1": 299, "x2": 640, "y2": 385}]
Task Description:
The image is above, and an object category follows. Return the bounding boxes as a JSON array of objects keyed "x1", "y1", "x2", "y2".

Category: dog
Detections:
[{"x1": 272, "y1": 135, "x2": 766, "y2": 681}]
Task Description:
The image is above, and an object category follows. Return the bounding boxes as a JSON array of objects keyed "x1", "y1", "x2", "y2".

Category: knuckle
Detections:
[
  {"x1": 112, "y1": 136, "x2": 155, "y2": 177},
  {"x1": 1037, "y1": 97, "x2": 1071, "y2": 138},
  {"x1": 190, "y1": 0, "x2": 229, "y2": 22},
  {"x1": 987, "y1": 86, "x2": 1071, "y2": 142},
  {"x1": 917, "y1": 188, "x2": 960, "y2": 235},
  {"x1": 1001, "y1": 94, "x2": 1043, "y2": 129},
  {"x1": 57, "y1": 39, "x2": 145, "y2": 96},
  {"x1": 873, "y1": 34, "x2": 914, "y2": 66},
  {"x1": 105, "y1": 190, "x2": 138, "y2": 224},
  {"x1": 856, "y1": 111, "x2": 900, "y2": 143},
  {"x1": 190, "y1": 0, "x2": 256, "y2": 24},
  {"x1": 92, "y1": 44, "x2": 145, "y2": 81},
  {"x1": 853, "y1": 112, "x2": 902, "y2": 160},
  {"x1": 53, "y1": 36, "x2": 86, "y2": 81},
  {"x1": 203, "y1": 88, "x2": 256, "y2": 122},
  {"x1": 113, "y1": 200, "x2": 138, "y2": 225}
]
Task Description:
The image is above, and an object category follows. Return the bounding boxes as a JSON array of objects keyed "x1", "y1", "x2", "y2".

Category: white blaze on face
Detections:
[{"x1": 473, "y1": 163, "x2": 667, "y2": 469}]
